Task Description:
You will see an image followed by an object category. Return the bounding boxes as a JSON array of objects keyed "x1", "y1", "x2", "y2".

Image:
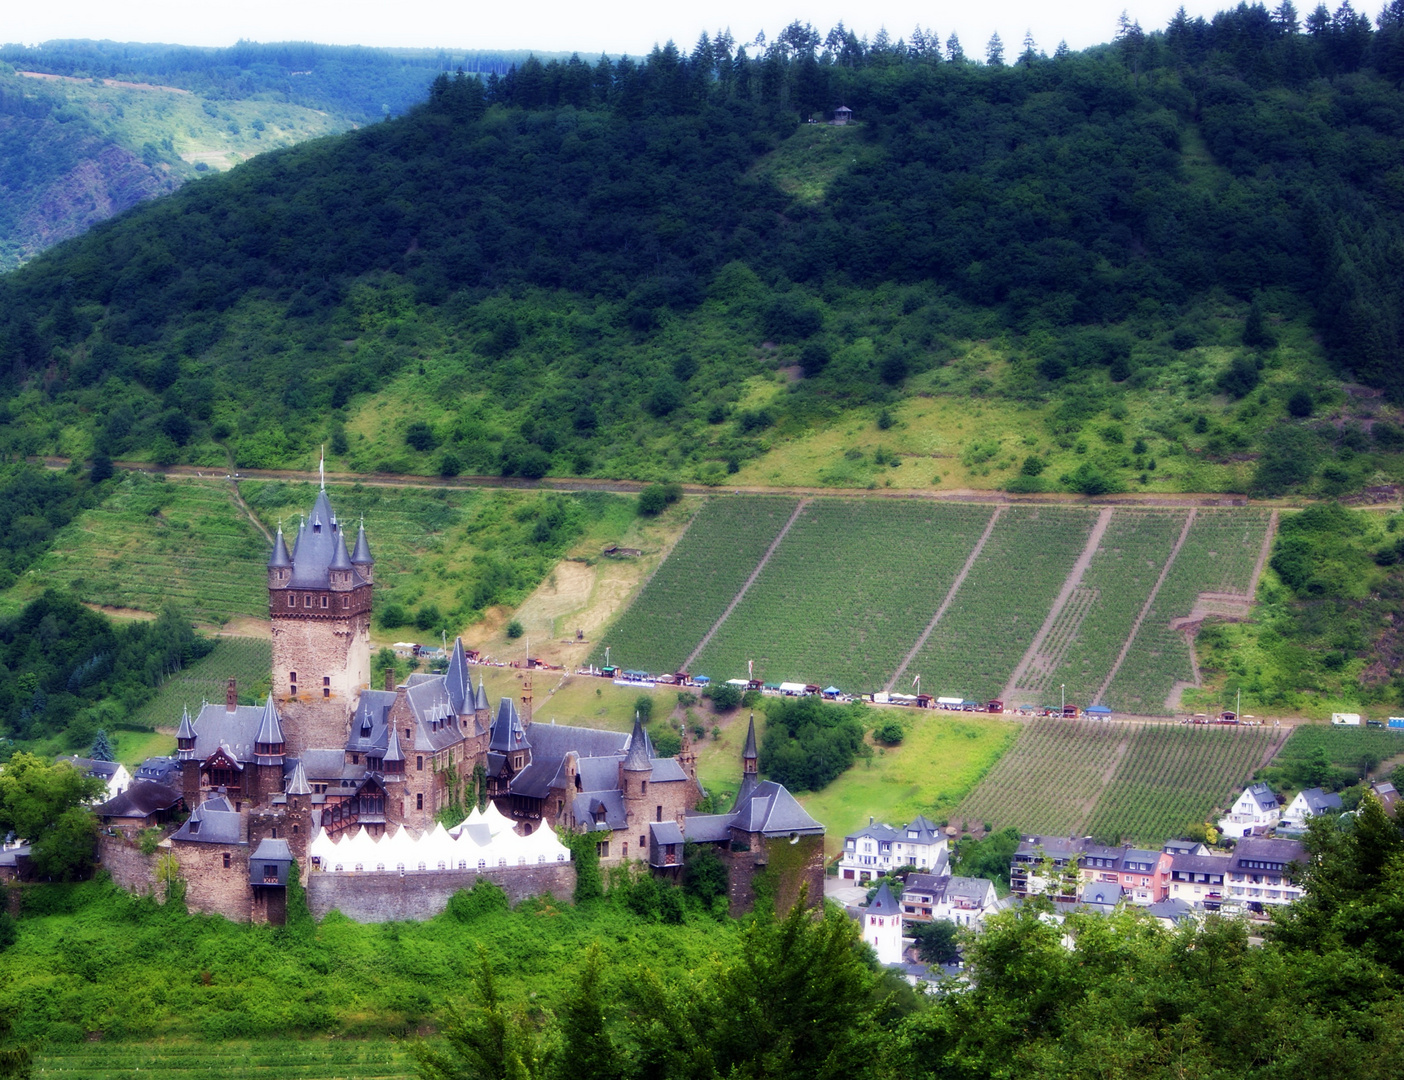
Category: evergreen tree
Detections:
[
  {"x1": 88, "y1": 729, "x2": 115, "y2": 762},
  {"x1": 985, "y1": 32, "x2": 1005, "y2": 66}
]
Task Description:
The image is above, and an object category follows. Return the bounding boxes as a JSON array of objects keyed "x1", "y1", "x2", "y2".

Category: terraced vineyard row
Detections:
[
  {"x1": 694, "y1": 500, "x2": 994, "y2": 689},
  {"x1": 587, "y1": 495, "x2": 799, "y2": 674},
  {"x1": 1022, "y1": 510, "x2": 1187, "y2": 704},
  {"x1": 952, "y1": 718, "x2": 1128, "y2": 835},
  {"x1": 1083, "y1": 723, "x2": 1278, "y2": 842},
  {"x1": 911, "y1": 507, "x2": 1097, "y2": 700},
  {"x1": 1106, "y1": 510, "x2": 1272, "y2": 715},
  {"x1": 129, "y1": 636, "x2": 275, "y2": 732},
  {"x1": 33, "y1": 1040, "x2": 414, "y2": 1079},
  {"x1": 6, "y1": 473, "x2": 269, "y2": 622}
]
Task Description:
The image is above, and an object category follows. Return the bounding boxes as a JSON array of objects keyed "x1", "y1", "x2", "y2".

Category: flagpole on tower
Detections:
[{"x1": 319, "y1": 445, "x2": 326, "y2": 490}]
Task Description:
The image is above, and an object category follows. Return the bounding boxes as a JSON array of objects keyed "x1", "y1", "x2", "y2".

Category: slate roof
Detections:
[
  {"x1": 171, "y1": 796, "x2": 244, "y2": 845},
  {"x1": 135, "y1": 756, "x2": 182, "y2": 784},
  {"x1": 1170, "y1": 852, "x2": 1231, "y2": 878},
  {"x1": 903, "y1": 873, "x2": 946, "y2": 897},
  {"x1": 351, "y1": 521, "x2": 374, "y2": 566},
  {"x1": 742, "y1": 714, "x2": 758, "y2": 760},
  {"x1": 683, "y1": 813, "x2": 735, "y2": 843},
  {"x1": 254, "y1": 695, "x2": 285, "y2": 749},
  {"x1": 473, "y1": 674, "x2": 490, "y2": 713},
  {"x1": 267, "y1": 525, "x2": 292, "y2": 569},
  {"x1": 1243, "y1": 782, "x2": 1280, "y2": 811},
  {"x1": 868, "y1": 880, "x2": 900, "y2": 914},
  {"x1": 574, "y1": 790, "x2": 628, "y2": 831},
  {"x1": 444, "y1": 638, "x2": 471, "y2": 715},
  {"x1": 622, "y1": 717, "x2": 653, "y2": 772},
  {"x1": 59, "y1": 756, "x2": 123, "y2": 780},
  {"x1": 845, "y1": 821, "x2": 905, "y2": 844},
  {"x1": 904, "y1": 815, "x2": 943, "y2": 843},
  {"x1": 946, "y1": 876, "x2": 995, "y2": 903},
  {"x1": 96, "y1": 781, "x2": 182, "y2": 819},
  {"x1": 730, "y1": 779, "x2": 824, "y2": 836},
  {"x1": 302, "y1": 749, "x2": 354, "y2": 783},
  {"x1": 251, "y1": 837, "x2": 293, "y2": 862},
  {"x1": 284, "y1": 760, "x2": 313, "y2": 796},
  {"x1": 287, "y1": 490, "x2": 369, "y2": 589},
  {"x1": 176, "y1": 707, "x2": 197, "y2": 743},
  {"x1": 1163, "y1": 839, "x2": 1209, "y2": 856},
  {"x1": 1235, "y1": 837, "x2": 1306, "y2": 871},
  {"x1": 1082, "y1": 882, "x2": 1125, "y2": 905},
  {"x1": 189, "y1": 702, "x2": 268, "y2": 763},
  {"x1": 490, "y1": 698, "x2": 530, "y2": 753},
  {"x1": 348, "y1": 689, "x2": 398, "y2": 753},
  {"x1": 1014, "y1": 836, "x2": 1086, "y2": 862},
  {"x1": 650, "y1": 821, "x2": 685, "y2": 846},
  {"x1": 1295, "y1": 787, "x2": 1344, "y2": 816},
  {"x1": 405, "y1": 678, "x2": 466, "y2": 752},
  {"x1": 1146, "y1": 897, "x2": 1196, "y2": 923}
]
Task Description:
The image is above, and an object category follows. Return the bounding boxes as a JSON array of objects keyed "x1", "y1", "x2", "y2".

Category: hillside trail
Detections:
[
  {"x1": 1001, "y1": 508, "x2": 1114, "y2": 704},
  {"x1": 45, "y1": 457, "x2": 1284, "y2": 508},
  {"x1": 1248, "y1": 509, "x2": 1279, "y2": 596},
  {"x1": 885, "y1": 505, "x2": 1005, "y2": 693},
  {"x1": 1094, "y1": 508, "x2": 1198, "y2": 705},
  {"x1": 1073, "y1": 731, "x2": 1132, "y2": 833},
  {"x1": 227, "y1": 479, "x2": 273, "y2": 544},
  {"x1": 682, "y1": 498, "x2": 809, "y2": 672}
]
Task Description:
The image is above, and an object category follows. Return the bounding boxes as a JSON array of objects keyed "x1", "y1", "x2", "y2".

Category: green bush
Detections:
[
  {"x1": 708, "y1": 683, "x2": 742, "y2": 711},
  {"x1": 505, "y1": 619, "x2": 524, "y2": 640}
]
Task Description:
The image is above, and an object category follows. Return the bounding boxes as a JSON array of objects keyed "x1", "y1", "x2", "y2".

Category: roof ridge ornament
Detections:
[{"x1": 320, "y1": 444, "x2": 326, "y2": 491}]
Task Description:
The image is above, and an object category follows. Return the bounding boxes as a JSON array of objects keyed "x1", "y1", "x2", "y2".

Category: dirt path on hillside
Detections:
[
  {"x1": 1248, "y1": 509, "x2": 1279, "y2": 597},
  {"x1": 682, "y1": 499, "x2": 809, "y2": 672},
  {"x1": 1002, "y1": 508, "x2": 1114, "y2": 703},
  {"x1": 885, "y1": 505, "x2": 1005, "y2": 693},
  {"x1": 1073, "y1": 732, "x2": 1132, "y2": 833},
  {"x1": 1095, "y1": 508, "x2": 1197, "y2": 706},
  {"x1": 37, "y1": 457, "x2": 1296, "y2": 508},
  {"x1": 228, "y1": 480, "x2": 273, "y2": 543}
]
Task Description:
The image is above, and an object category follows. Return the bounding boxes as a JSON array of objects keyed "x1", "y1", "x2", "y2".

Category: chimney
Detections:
[
  {"x1": 385, "y1": 668, "x2": 395, "y2": 691},
  {"x1": 226, "y1": 678, "x2": 237, "y2": 713}
]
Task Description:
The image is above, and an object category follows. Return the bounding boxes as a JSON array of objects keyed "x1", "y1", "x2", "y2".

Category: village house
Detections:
[
  {"x1": 1217, "y1": 782, "x2": 1281, "y2": 838},
  {"x1": 1010, "y1": 836, "x2": 1084, "y2": 900},
  {"x1": 94, "y1": 781, "x2": 184, "y2": 835},
  {"x1": 1076, "y1": 843, "x2": 1172, "y2": 905},
  {"x1": 1167, "y1": 849, "x2": 1231, "y2": 909},
  {"x1": 838, "y1": 814, "x2": 947, "y2": 881},
  {"x1": 58, "y1": 756, "x2": 131, "y2": 801},
  {"x1": 901, "y1": 872, "x2": 999, "y2": 928},
  {"x1": 1372, "y1": 780, "x2": 1399, "y2": 816},
  {"x1": 1225, "y1": 836, "x2": 1306, "y2": 909},
  {"x1": 1279, "y1": 786, "x2": 1343, "y2": 831}
]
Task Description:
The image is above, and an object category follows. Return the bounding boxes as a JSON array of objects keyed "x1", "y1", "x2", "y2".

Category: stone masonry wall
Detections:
[
  {"x1": 98, "y1": 833, "x2": 159, "y2": 897},
  {"x1": 174, "y1": 842, "x2": 252, "y2": 922},
  {"x1": 305, "y1": 862, "x2": 576, "y2": 922},
  {"x1": 271, "y1": 613, "x2": 369, "y2": 755},
  {"x1": 725, "y1": 833, "x2": 826, "y2": 917}
]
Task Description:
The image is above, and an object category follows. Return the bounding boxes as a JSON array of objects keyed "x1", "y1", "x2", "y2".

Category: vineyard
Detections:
[
  {"x1": 3, "y1": 473, "x2": 269, "y2": 623},
  {"x1": 128, "y1": 636, "x2": 274, "y2": 735},
  {"x1": 1020, "y1": 510, "x2": 1188, "y2": 705},
  {"x1": 691, "y1": 500, "x2": 994, "y2": 688},
  {"x1": 1082, "y1": 723, "x2": 1280, "y2": 842},
  {"x1": 32, "y1": 1040, "x2": 414, "y2": 1079},
  {"x1": 593, "y1": 499, "x2": 1277, "y2": 699},
  {"x1": 1269, "y1": 723, "x2": 1404, "y2": 774},
  {"x1": 952, "y1": 718, "x2": 1281, "y2": 842},
  {"x1": 907, "y1": 507, "x2": 1097, "y2": 701},
  {"x1": 587, "y1": 496, "x2": 799, "y2": 673},
  {"x1": 1106, "y1": 510, "x2": 1272, "y2": 715}
]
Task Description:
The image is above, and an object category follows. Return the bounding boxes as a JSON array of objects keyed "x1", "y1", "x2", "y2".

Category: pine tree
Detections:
[{"x1": 89, "y1": 730, "x2": 115, "y2": 763}]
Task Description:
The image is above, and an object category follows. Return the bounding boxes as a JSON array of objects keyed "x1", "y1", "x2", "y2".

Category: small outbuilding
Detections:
[{"x1": 833, "y1": 105, "x2": 853, "y2": 125}]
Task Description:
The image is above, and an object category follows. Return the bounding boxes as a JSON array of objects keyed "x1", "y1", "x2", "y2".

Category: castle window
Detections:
[
  {"x1": 352, "y1": 754, "x2": 359, "y2": 765},
  {"x1": 416, "y1": 756, "x2": 423, "y2": 771},
  {"x1": 304, "y1": 595, "x2": 312, "y2": 608},
  {"x1": 656, "y1": 805, "x2": 663, "y2": 821},
  {"x1": 416, "y1": 792, "x2": 424, "y2": 810},
  {"x1": 597, "y1": 841, "x2": 609, "y2": 858},
  {"x1": 639, "y1": 834, "x2": 646, "y2": 849},
  {"x1": 292, "y1": 824, "x2": 299, "y2": 834},
  {"x1": 342, "y1": 596, "x2": 349, "y2": 609},
  {"x1": 323, "y1": 688, "x2": 330, "y2": 698},
  {"x1": 222, "y1": 853, "x2": 231, "y2": 869},
  {"x1": 324, "y1": 676, "x2": 330, "y2": 686},
  {"x1": 320, "y1": 595, "x2": 328, "y2": 608},
  {"x1": 290, "y1": 671, "x2": 297, "y2": 684},
  {"x1": 642, "y1": 781, "x2": 648, "y2": 794},
  {"x1": 271, "y1": 827, "x2": 278, "y2": 839},
  {"x1": 622, "y1": 843, "x2": 628, "y2": 858},
  {"x1": 288, "y1": 595, "x2": 295, "y2": 608}
]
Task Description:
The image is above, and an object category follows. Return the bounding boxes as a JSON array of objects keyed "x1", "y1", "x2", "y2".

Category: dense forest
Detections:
[{"x1": 2, "y1": 5, "x2": 1404, "y2": 496}]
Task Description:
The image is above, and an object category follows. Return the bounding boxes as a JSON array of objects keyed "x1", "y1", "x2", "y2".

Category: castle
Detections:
[{"x1": 101, "y1": 484, "x2": 824, "y2": 922}]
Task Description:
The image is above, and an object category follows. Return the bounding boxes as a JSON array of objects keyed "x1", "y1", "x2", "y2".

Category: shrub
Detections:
[
  {"x1": 378, "y1": 603, "x2": 408, "y2": 630},
  {"x1": 405, "y1": 422, "x2": 438, "y2": 452},
  {"x1": 638, "y1": 482, "x2": 682, "y2": 516},
  {"x1": 439, "y1": 451, "x2": 463, "y2": 477},
  {"x1": 874, "y1": 719, "x2": 904, "y2": 745},
  {"x1": 708, "y1": 683, "x2": 742, "y2": 711},
  {"x1": 634, "y1": 694, "x2": 654, "y2": 724},
  {"x1": 1020, "y1": 455, "x2": 1045, "y2": 476},
  {"x1": 505, "y1": 619, "x2": 524, "y2": 640},
  {"x1": 1287, "y1": 390, "x2": 1314, "y2": 418}
]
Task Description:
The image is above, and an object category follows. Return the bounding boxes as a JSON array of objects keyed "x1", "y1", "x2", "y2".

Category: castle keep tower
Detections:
[{"x1": 268, "y1": 488, "x2": 373, "y2": 755}]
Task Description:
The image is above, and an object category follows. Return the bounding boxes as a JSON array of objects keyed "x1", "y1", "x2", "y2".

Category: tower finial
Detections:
[{"x1": 319, "y1": 445, "x2": 325, "y2": 490}]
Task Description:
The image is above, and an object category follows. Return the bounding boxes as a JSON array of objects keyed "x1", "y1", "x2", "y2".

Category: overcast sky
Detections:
[{"x1": 6, "y1": 2, "x2": 1253, "y2": 58}]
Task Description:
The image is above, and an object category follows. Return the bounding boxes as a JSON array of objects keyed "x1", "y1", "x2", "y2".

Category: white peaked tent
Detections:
[{"x1": 311, "y1": 804, "x2": 571, "y2": 873}]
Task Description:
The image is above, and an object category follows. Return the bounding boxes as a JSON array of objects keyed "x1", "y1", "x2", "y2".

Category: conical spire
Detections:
[
  {"x1": 285, "y1": 760, "x2": 312, "y2": 796},
  {"x1": 742, "y1": 712, "x2": 758, "y2": 762},
  {"x1": 384, "y1": 724, "x2": 405, "y2": 764},
  {"x1": 445, "y1": 637, "x2": 470, "y2": 714},
  {"x1": 268, "y1": 525, "x2": 292, "y2": 569},
  {"x1": 177, "y1": 705, "x2": 197, "y2": 741},
  {"x1": 623, "y1": 714, "x2": 652, "y2": 772},
  {"x1": 490, "y1": 698, "x2": 530, "y2": 752},
  {"x1": 351, "y1": 519, "x2": 374, "y2": 566},
  {"x1": 329, "y1": 528, "x2": 353, "y2": 572},
  {"x1": 473, "y1": 672, "x2": 490, "y2": 712},
  {"x1": 255, "y1": 694, "x2": 285, "y2": 761}
]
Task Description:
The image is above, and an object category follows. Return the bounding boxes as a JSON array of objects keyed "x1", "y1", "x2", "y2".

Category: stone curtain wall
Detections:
[
  {"x1": 98, "y1": 833, "x2": 160, "y2": 897},
  {"x1": 305, "y1": 862, "x2": 576, "y2": 922},
  {"x1": 175, "y1": 843, "x2": 253, "y2": 921}
]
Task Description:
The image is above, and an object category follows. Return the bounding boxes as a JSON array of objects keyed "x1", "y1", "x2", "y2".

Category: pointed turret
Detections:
[
  {"x1": 255, "y1": 694, "x2": 286, "y2": 763},
  {"x1": 742, "y1": 713, "x2": 758, "y2": 771},
  {"x1": 268, "y1": 525, "x2": 292, "y2": 570},
  {"x1": 329, "y1": 530, "x2": 353, "y2": 572},
  {"x1": 384, "y1": 725, "x2": 406, "y2": 769},
  {"x1": 490, "y1": 698, "x2": 530, "y2": 753},
  {"x1": 176, "y1": 706, "x2": 198, "y2": 761},
  {"x1": 445, "y1": 637, "x2": 470, "y2": 715},
  {"x1": 623, "y1": 715, "x2": 653, "y2": 772},
  {"x1": 352, "y1": 519, "x2": 374, "y2": 567},
  {"x1": 285, "y1": 760, "x2": 312, "y2": 796},
  {"x1": 473, "y1": 673, "x2": 490, "y2": 713}
]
